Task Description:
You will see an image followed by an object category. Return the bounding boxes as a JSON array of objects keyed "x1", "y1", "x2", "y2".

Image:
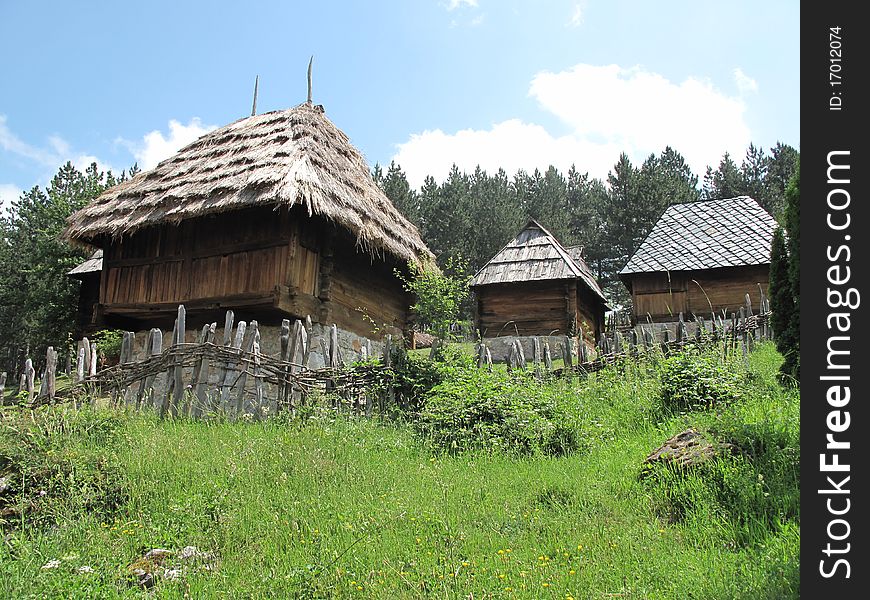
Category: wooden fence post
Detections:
[
  {"x1": 219, "y1": 320, "x2": 246, "y2": 415},
  {"x1": 191, "y1": 323, "x2": 216, "y2": 418},
  {"x1": 278, "y1": 319, "x2": 291, "y2": 413},
  {"x1": 89, "y1": 341, "x2": 98, "y2": 378},
  {"x1": 37, "y1": 347, "x2": 57, "y2": 402},
  {"x1": 24, "y1": 358, "x2": 35, "y2": 402},
  {"x1": 382, "y1": 334, "x2": 393, "y2": 414},
  {"x1": 138, "y1": 328, "x2": 163, "y2": 409},
  {"x1": 543, "y1": 340, "x2": 553, "y2": 372},
  {"x1": 235, "y1": 320, "x2": 257, "y2": 417},
  {"x1": 0, "y1": 372, "x2": 6, "y2": 399}
]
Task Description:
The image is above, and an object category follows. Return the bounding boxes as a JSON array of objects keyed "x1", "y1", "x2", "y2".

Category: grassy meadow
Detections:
[{"x1": 0, "y1": 342, "x2": 799, "y2": 598}]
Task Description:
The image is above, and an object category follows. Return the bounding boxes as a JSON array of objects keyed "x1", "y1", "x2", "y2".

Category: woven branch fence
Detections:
[{"x1": 1, "y1": 291, "x2": 772, "y2": 417}]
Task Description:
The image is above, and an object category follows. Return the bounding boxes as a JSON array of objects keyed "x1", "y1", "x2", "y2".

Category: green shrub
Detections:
[
  {"x1": 90, "y1": 328, "x2": 125, "y2": 363},
  {"x1": 416, "y1": 367, "x2": 581, "y2": 456},
  {"x1": 385, "y1": 344, "x2": 472, "y2": 415},
  {"x1": 660, "y1": 345, "x2": 744, "y2": 411},
  {"x1": 0, "y1": 407, "x2": 128, "y2": 529}
]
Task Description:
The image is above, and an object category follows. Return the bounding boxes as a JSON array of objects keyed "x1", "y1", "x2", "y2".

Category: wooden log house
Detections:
[
  {"x1": 64, "y1": 102, "x2": 434, "y2": 340},
  {"x1": 618, "y1": 196, "x2": 777, "y2": 323},
  {"x1": 470, "y1": 220, "x2": 608, "y2": 346}
]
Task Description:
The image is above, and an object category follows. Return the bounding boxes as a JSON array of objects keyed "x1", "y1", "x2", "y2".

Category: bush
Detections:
[
  {"x1": 416, "y1": 367, "x2": 581, "y2": 456},
  {"x1": 91, "y1": 328, "x2": 125, "y2": 364},
  {"x1": 660, "y1": 346, "x2": 744, "y2": 411},
  {"x1": 0, "y1": 407, "x2": 128, "y2": 529},
  {"x1": 385, "y1": 344, "x2": 471, "y2": 415}
]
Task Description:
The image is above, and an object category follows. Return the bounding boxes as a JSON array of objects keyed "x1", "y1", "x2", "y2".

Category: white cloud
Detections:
[
  {"x1": 568, "y1": 3, "x2": 584, "y2": 27},
  {"x1": 393, "y1": 63, "x2": 752, "y2": 187},
  {"x1": 1, "y1": 115, "x2": 119, "y2": 187},
  {"x1": 733, "y1": 67, "x2": 758, "y2": 94},
  {"x1": 0, "y1": 115, "x2": 59, "y2": 167},
  {"x1": 394, "y1": 119, "x2": 621, "y2": 189},
  {"x1": 445, "y1": 0, "x2": 478, "y2": 9},
  {"x1": 122, "y1": 118, "x2": 217, "y2": 170},
  {"x1": 0, "y1": 183, "x2": 23, "y2": 212}
]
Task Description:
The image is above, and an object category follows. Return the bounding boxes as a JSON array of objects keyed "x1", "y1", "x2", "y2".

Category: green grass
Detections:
[{"x1": 0, "y1": 343, "x2": 799, "y2": 598}]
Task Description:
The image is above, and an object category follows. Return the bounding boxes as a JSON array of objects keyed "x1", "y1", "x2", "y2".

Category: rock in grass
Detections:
[{"x1": 643, "y1": 428, "x2": 734, "y2": 471}]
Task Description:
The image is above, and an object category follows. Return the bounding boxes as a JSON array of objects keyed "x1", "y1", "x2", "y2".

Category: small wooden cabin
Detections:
[
  {"x1": 618, "y1": 196, "x2": 776, "y2": 323},
  {"x1": 470, "y1": 220, "x2": 608, "y2": 345},
  {"x1": 64, "y1": 102, "x2": 433, "y2": 338}
]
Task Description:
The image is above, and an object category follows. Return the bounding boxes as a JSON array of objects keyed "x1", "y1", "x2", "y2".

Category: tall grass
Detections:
[{"x1": 0, "y1": 342, "x2": 798, "y2": 598}]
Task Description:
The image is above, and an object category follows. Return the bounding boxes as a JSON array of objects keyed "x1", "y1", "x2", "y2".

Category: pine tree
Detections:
[
  {"x1": 781, "y1": 159, "x2": 800, "y2": 379},
  {"x1": 768, "y1": 227, "x2": 795, "y2": 355}
]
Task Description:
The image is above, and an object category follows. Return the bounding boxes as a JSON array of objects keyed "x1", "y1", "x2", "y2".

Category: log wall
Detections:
[
  {"x1": 474, "y1": 279, "x2": 604, "y2": 340},
  {"x1": 325, "y1": 228, "x2": 411, "y2": 338},
  {"x1": 626, "y1": 265, "x2": 770, "y2": 321},
  {"x1": 96, "y1": 206, "x2": 411, "y2": 338}
]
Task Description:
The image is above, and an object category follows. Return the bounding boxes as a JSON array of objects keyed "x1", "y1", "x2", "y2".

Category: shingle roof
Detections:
[
  {"x1": 619, "y1": 197, "x2": 776, "y2": 275},
  {"x1": 67, "y1": 250, "x2": 103, "y2": 278},
  {"x1": 470, "y1": 220, "x2": 607, "y2": 304}
]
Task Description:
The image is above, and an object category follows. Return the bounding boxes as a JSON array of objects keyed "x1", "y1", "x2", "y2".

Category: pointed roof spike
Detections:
[
  {"x1": 251, "y1": 75, "x2": 259, "y2": 117},
  {"x1": 307, "y1": 56, "x2": 313, "y2": 104}
]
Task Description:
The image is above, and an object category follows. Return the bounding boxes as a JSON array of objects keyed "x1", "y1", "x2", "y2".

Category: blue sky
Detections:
[{"x1": 0, "y1": 0, "x2": 799, "y2": 209}]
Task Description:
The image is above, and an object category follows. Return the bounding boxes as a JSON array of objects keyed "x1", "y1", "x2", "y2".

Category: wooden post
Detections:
[
  {"x1": 220, "y1": 321, "x2": 246, "y2": 415},
  {"x1": 382, "y1": 334, "x2": 394, "y2": 414},
  {"x1": 730, "y1": 312, "x2": 737, "y2": 356},
  {"x1": 191, "y1": 322, "x2": 216, "y2": 418},
  {"x1": 745, "y1": 293, "x2": 758, "y2": 347},
  {"x1": 251, "y1": 324, "x2": 265, "y2": 418},
  {"x1": 532, "y1": 337, "x2": 542, "y2": 377},
  {"x1": 0, "y1": 372, "x2": 6, "y2": 399},
  {"x1": 89, "y1": 341, "x2": 98, "y2": 378},
  {"x1": 484, "y1": 346, "x2": 493, "y2": 371},
  {"x1": 676, "y1": 313, "x2": 686, "y2": 345},
  {"x1": 24, "y1": 358, "x2": 35, "y2": 402},
  {"x1": 516, "y1": 340, "x2": 526, "y2": 370},
  {"x1": 506, "y1": 342, "x2": 515, "y2": 373},
  {"x1": 740, "y1": 307, "x2": 748, "y2": 361},
  {"x1": 288, "y1": 321, "x2": 307, "y2": 409},
  {"x1": 476, "y1": 342, "x2": 487, "y2": 369},
  {"x1": 38, "y1": 347, "x2": 57, "y2": 402},
  {"x1": 81, "y1": 337, "x2": 91, "y2": 379},
  {"x1": 235, "y1": 320, "x2": 257, "y2": 417},
  {"x1": 277, "y1": 319, "x2": 291, "y2": 413},
  {"x1": 613, "y1": 330, "x2": 623, "y2": 354},
  {"x1": 578, "y1": 339, "x2": 588, "y2": 364},
  {"x1": 76, "y1": 345, "x2": 86, "y2": 383},
  {"x1": 543, "y1": 341, "x2": 552, "y2": 372},
  {"x1": 563, "y1": 336, "x2": 574, "y2": 370},
  {"x1": 137, "y1": 329, "x2": 162, "y2": 409}
]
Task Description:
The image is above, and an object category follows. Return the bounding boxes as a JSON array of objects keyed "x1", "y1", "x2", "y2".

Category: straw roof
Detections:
[
  {"x1": 470, "y1": 220, "x2": 607, "y2": 304},
  {"x1": 64, "y1": 102, "x2": 433, "y2": 266},
  {"x1": 619, "y1": 196, "x2": 776, "y2": 275}
]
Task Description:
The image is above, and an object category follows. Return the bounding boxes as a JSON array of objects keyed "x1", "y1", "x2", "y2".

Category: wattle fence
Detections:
[{"x1": 1, "y1": 291, "x2": 771, "y2": 419}]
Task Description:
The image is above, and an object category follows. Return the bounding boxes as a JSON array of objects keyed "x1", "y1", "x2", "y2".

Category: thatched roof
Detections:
[
  {"x1": 64, "y1": 102, "x2": 433, "y2": 266},
  {"x1": 470, "y1": 220, "x2": 607, "y2": 304},
  {"x1": 68, "y1": 249, "x2": 103, "y2": 278},
  {"x1": 619, "y1": 196, "x2": 776, "y2": 276}
]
